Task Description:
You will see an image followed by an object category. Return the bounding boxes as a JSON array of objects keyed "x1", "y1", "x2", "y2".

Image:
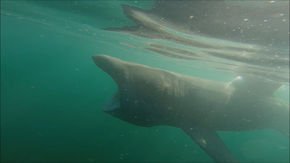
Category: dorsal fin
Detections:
[{"x1": 227, "y1": 75, "x2": 281, "y2": 97}]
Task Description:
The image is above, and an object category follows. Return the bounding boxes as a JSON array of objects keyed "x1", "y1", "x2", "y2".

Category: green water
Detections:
[{"x1": 1, "y1": 1, "x2": 289, "y2": 163}]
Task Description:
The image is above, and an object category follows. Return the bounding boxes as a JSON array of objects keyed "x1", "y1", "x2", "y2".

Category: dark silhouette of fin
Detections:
[{"x1": 182, "y1": 127, "x2": 239, "y2": 163}]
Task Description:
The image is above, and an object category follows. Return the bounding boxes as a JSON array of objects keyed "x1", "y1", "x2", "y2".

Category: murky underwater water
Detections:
[{"x1": 1, "y1": 1, "x2": 289, "y2": 162}]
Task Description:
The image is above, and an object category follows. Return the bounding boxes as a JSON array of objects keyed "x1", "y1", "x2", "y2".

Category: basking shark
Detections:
[{"x1": 93, "y1": 55, "x2": 289, "y2": 163}]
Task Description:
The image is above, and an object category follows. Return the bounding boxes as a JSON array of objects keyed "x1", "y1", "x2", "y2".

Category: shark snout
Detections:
[
  {"x1": 92, "y1": 55, "x2": 116, "y2": 67},
  {"x1": 92, "y1": 55, "x2": 120, "y2": 72},
  {"x1": 92, "y1": 55, "x2": 127, "y2": 84}
]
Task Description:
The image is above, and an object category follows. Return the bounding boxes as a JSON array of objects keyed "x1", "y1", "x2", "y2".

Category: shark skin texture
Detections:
[{"x1": 92, "y1": 55, "x2": 289, "y2": 163}]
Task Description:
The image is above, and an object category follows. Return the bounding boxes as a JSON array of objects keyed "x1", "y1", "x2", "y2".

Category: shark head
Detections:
[
  {"x1": 92, "y1": 55, "x2": 127, "y2": 113},
  {"x1": 92, "y1": 55, "x2": 166, "y2": 126},
  {"x1": 92, "y1": 55, "x2": 233, "y2": 127}
]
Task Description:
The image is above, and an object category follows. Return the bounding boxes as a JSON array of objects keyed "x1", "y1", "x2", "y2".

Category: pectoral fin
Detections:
[{"x1": 182, "y1": 127, "x2": 239, "y2": 163}]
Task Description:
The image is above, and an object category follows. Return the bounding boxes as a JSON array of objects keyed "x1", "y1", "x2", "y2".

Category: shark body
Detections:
[{"x1": 93, "y1": 55, "x2": 289, "y2": 163}]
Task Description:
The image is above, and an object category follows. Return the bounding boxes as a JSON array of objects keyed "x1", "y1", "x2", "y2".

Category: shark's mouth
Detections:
[{"x1": 103, "y1": 92, "x2": 120, "y2": 112}]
